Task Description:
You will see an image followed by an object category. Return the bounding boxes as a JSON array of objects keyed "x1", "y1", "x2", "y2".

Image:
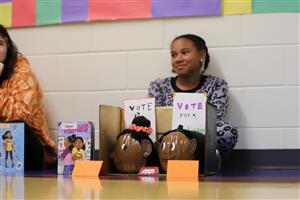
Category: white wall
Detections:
[{"x1": 8, "y1": 13, "x2": 299, "y2": 150}]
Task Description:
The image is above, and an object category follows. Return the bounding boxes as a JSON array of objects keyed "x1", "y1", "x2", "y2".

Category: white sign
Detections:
[
  {"x1": 123, "y1": 98, "x2": 156, "y2": 141},
  {"x1": 172, "y1": 93, "x2": 207, "y2": 134}
]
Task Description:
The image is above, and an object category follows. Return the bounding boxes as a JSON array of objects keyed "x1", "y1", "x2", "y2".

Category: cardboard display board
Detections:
[
  {"x1": 99, "y1": 105, "x2": 122, "y2": 173},
  {"x1": 99, "y1": 104, "x2": 217, "y2": 175},
  {"x1": 204, "y1": 104, "x2": 217, "y2": 175},
  {"x1": 155, "y1": 107, "x2": 173, "y2": 136}
]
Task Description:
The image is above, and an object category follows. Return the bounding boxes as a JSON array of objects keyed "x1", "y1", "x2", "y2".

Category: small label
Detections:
[
  {"x1": 61, "y1": 122, "x2": 78, "y2": 130},
  {"x1": 138, "y1": 167, "x2": 159, "y2": 176}
]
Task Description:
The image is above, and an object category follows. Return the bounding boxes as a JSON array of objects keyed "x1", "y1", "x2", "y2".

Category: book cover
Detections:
[
  {"x1": 57, "y1": 121, "x2": 94, "y2": 175},
  {"x1": 0, "y1": 123, "x2": 24, "y2": 174}
]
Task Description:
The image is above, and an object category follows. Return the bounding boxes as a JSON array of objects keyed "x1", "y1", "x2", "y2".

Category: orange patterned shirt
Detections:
[{"x1": 0, "y1": 56, "x2": 56, "y2": 153}]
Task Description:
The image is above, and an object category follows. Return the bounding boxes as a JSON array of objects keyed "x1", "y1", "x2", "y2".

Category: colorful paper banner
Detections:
[
  {"x1": 62, "y1": 0, "x2": 87, "y2": 23},
  {"x1": 36, "y1": 0, "x2": 61, "y2": 25},
  {"x1": 89, "y1": 0, "x2": 151, "y2": 20},
  {"x1": 0, "y1": 2, "x2": 12, "y2": 27},
  {"x1": 223, "y1": 0, "x2": 252, "y2": 15},
  {"x1": 0, "y1": 1, "x2": 299, "y2": 28},
  {"x1": 253, "y1": 0, "x2": 300, "y2": 13},
  {"x1": 152, "y1": 0, "x2": 221, "y2": 17},
  {"x1": 12, "y1": 0, "x2": 35, "y2": 27}
]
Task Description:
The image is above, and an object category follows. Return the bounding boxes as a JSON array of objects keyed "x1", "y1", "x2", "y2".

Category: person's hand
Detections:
[{"x1": 0, "y1": 62, "x2": 4, "y2": 77}]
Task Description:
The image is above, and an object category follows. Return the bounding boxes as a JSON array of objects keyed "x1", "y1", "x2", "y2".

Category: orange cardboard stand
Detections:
[
  {"x1": 167, "y1": 160, "x2": 199, "y2": 179},
  {"x1": 72, "y1": 160, "x2": 103, "y2": 177}
]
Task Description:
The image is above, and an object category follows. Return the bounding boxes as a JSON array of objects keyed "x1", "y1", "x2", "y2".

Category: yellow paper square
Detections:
[
  {"x1": 0, "y1": 2, "x2": 12, "y2": 28},
  {"x1": 223, "y1": 0, "x2": 252, "y2": 15}
]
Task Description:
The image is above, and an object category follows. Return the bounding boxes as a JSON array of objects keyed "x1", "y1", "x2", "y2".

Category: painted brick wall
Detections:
[{"x1": 8, "y1": 13, "x2": 299, "y2": 150}]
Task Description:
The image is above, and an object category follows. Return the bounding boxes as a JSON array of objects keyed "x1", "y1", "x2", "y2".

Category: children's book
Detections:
[
  {"x1": 123, "y1": 97, "x2": 156, "y2": 142},
  {"x1": 57, "y1": 121, "x2": 94, "y2": 175},
  {"x1": 0, "y1": 123, "x2": 24, "y2": 174}
]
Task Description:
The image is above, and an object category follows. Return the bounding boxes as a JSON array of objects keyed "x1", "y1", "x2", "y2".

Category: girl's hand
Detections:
[{"x1": 0, "y1": 62, "x2": 3, "y2": 77}]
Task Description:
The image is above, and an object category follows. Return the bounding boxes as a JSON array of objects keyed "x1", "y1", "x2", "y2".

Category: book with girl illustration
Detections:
[
  {"x1": 57, "y1": 121, "x2": 94, "y2": 175},
  {"x1": 0, "y1": 123, "x2": 24, "y2": 173}
]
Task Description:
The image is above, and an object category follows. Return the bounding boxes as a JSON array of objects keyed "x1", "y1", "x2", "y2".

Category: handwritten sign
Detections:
[
  {"x1": 123, "y1": 98, "x2": 156, "y2": 141},
  {"x1": 172, "y1": 93, "x2": 207, "y2": 134}
]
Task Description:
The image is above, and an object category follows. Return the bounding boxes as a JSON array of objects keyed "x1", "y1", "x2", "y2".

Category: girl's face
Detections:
[
  {"x1": 0, "y1": 36, "x2": 8, "y2": 63},
  {"x1": 75, "y1": 139, "x2": 83, "y2": 149},
  {"x1": 170, "y1": 38, "x2": 205, "y2": 77},
  {"x1": 64, "y1": 138, "x2": 71, "y2": 148},
  {"x1": 5, "y1": 132, "x2": 12, "y2": 139}
]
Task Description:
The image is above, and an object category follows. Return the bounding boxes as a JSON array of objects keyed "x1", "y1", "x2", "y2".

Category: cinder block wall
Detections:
[{"x1": 8, "y1": 13, "x2": 299, "y2": 150}]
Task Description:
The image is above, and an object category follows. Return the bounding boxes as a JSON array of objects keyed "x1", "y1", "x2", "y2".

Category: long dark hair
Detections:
[
  {"x1": 0, "y1": 24, "x2": 19, "y2": 85},
  {"x1": 172, "y1": 34, "x2": 210, "y2": 72},
  {"x1": 67, "y1": 134, "x2": 76, "y2": 151},
  {"x1": 2, "y1": 130, "x2": 13, "y2": 140}
]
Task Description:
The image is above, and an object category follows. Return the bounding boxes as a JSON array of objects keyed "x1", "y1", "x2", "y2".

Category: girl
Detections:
[
  {"x1": 72, "y1": 137, "x2": 85, "y2": 161},
  {"x1": 148, "y1": 34, "x2": 238, "y2": 161},
  {"x1": 61, "y1": 134, "x2": 76, "y2": 175}
]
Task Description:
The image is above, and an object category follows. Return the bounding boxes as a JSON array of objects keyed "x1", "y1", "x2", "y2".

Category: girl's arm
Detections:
[
  {"x1": 61, "y1": 149, "x2": 69, "y2": 159},
  {"x1": 71, "y1": 148, "x2": 79, "y2": 160},
  {"x1": 2, "y1": 141, "x2": 6, "y2": 149},
  {"x1": 0, "y1": 57, "x2": 37, "y2": 122},
  {"x1": 209, "y1": 78, "x2": 228, "y2": 121},
  {"x1": 148, "y1": 79, "x2": 166, "y2": 107},
  {"x1": 12, "y1": 141, "x2": 16, "y2": 152}
]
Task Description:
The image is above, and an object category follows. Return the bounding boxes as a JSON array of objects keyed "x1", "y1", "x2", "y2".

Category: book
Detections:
[
  {"x1": 57, "y1": 121, "x2": 94, "y2": 175},
  {"x1": 0, "y1": 123, "x2": 24, "y2": 174}
]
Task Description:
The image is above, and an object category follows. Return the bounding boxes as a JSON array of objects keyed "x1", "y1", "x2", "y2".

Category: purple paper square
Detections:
[
  {"x1": 0, "y1": 0, "x2": 11, "y2": 3},
  {"x1": 152, "y1": 0, "x2": 221, "y2": 17},
  {"x1": 62, "y1": 0, "x2": 88, "y2": 23}
]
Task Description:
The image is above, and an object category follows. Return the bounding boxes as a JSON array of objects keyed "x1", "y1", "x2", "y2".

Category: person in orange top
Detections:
[{"x1": 0, "y1": 24, "x2": 56, "y2": 169}]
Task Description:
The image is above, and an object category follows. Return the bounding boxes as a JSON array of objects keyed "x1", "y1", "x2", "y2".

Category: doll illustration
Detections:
[
  {"x1": 61, "y1": 134, "x2": 76, "y2": 175},
  {"x1": 72, "y1": 136, "x2": 85, "y2": 161},
  {"x1": 2, "y1": 130, "x2": 16, "y2": 168}
]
